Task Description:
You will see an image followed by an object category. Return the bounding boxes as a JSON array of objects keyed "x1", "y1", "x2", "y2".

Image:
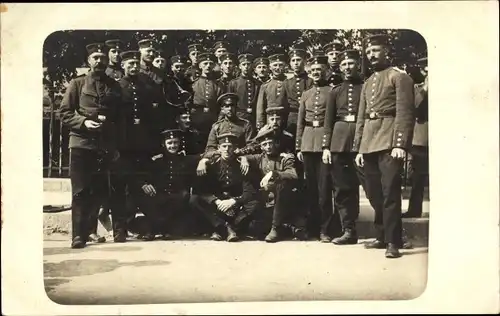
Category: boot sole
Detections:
[{"x1": 332, "y1": 240, "x2": 358, "y2": 245}]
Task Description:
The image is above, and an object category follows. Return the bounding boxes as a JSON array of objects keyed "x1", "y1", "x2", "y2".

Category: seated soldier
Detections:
[
  {"x1": 190, "y1": 132, "x2": 260, "y2": 242},
  {"x1": 242, "y1": 128, "x2": 302, "y2": 242},
  {"x1": 136, "y1": 129, "x2": 198, "y2": 240}
]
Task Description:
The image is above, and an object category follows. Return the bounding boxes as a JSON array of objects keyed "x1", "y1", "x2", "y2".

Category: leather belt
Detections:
[
  {"x1": 365, "y1": 110, "x2": 396, "y2": 120},
  {"x1": 336, "y1": 114, "x2": 357, "y2": 122},
  {"x1": 305, "y1": 121, "x2": 324, "y2": 127}
]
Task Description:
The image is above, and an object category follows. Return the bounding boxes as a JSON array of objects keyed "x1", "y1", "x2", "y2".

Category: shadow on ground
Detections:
[
  {"x1": 44, "y1": 259, "x2": 170, "y2": 278},
  {"x1": 44, "y1": 245, "x2": 143, "y2": 256}
]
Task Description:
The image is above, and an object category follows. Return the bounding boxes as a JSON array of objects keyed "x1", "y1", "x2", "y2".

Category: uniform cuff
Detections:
[{"x1": 392, "y1": 131, "x2": 407, "y2": 148}]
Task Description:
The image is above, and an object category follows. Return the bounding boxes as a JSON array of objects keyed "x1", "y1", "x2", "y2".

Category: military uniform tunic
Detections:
[
  {"x1": 217, "y1": 74, "x2": 233, "y2": 93},
  {"x1": 191, "y1": 75, "x2": 223, "y2": 137},
  {"x1": 284, "y1": 72, "x2": 314, "y2": 134},
  {"x1": 412, "y1": 83, "x2": 428, "y2": 147},
  {"x1": 180, "y1": 128, "x2": 206, "y2": 156},
  {"x1": 202, "y1": 116, "x2": 255, "y2": 159},
  {"x1": 256, "y1": 74, "x2": 289, "y2": 130},
  {"x1": 185, "y1": 65, "x2": 201, "y2": 84},
  {"x1": 296, "y1": 81, "x2": 331, "y2": 153},
  {"x1": 353, "y1": 67, "x2": 415, "y2": 154},
  {"x1": 228, "y1": 75, "x2": 260, "y2": 123}
]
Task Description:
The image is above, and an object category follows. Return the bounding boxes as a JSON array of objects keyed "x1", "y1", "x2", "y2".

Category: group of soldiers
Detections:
[{"x1": 58, "y1": 34, "x2": 428, "y2": 259}]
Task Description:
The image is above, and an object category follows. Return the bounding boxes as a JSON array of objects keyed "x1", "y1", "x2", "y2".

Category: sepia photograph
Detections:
[
  {"x1": 41, "y1": 28, "x2": 429, "y2": 304},
  {"x1": 2, "y1": 2, "x2": 498, "y2": 315}
]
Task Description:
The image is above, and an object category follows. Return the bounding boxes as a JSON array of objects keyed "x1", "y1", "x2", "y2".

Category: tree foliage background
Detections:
[{"x1": 43, "y1": 29, "x2": 427, "y2": 97}]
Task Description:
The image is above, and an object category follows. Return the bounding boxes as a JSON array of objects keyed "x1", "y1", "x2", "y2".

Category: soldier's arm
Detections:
[
  {"x1": 201, "y1": 125, "x2": 219, "y2": 159},
  {"x1": 392, "y1": 73, "x2": 416, "y2": 149},
  {"x1": 234, "y1": 176, "x2": 258, "y2": 206},
  {"x1": 58, "y1": 79, "x2": 87, "y2": 130},
  {"x1": 237, "y1": 139, "x2": 262, "y2": 156},
  {"x1": 414, "y1": 84, "x2": 428, "y2": 109},
  {"x1": 353, "y1": 82, "x2": 367, "y2": 152},
  {"x1": 322, "y1": 88, "x2": 338, "y2": 149},
  {"x1": 274, "y1": 156, "x2": 298, "y2": 181},
  {"x1": 295, "y1": 93, "x2": 306, "y2": 152},
  {"x1": 244, "y1": 121, "x2": 256, "y2": 143},
  {"x1": 255, "y1": 84, "x2": 267, "y2": 130}
]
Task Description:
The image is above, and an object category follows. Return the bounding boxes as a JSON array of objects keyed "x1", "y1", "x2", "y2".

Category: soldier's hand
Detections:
[
  {"x1": 142, "y1": 184, "x2": 156, "y2": 196},
  {"x1": 260, "y1": 171, "x2": 273, "y2": 188},
  {"x1": 355, "y1": 154, "x2": 364, "y2": 167},
  {"x1": 297, "y1": 151, "x2": 304, "y2": 162},
  {"x1": 196, "y1": 158, "x2": 209, "y2": 176},
  {"x1": 423, "y1": 76, "x2": 428, "y2": 92},
  {"x1": 391, "y1": 148, "x2": 406, "y2": 160},
  {"x1": 239, "y1": 156, "x2": 250, "y2": 175},
  {"x1": 322, "y1": 149, "x2": 332, "y2": 164},
  {"x1": 97, "y1": 115, "x2": 107, "y2": 122},
  {"x1": 84, "y1": 119, "x2": 102, "y2": 130}
]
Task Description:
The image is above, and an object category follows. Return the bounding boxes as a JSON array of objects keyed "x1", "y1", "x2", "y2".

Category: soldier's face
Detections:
[
  {"x1": 270, "y1": 62, "x2": 285, "y2": 75},
  {"x1": 221, "y1": 60, "x2": 234, "y2": 74},
  {"x1": 172, "y1": 63, "x2": 186, "y2": 76},
  {"x1": 220, "y1": 104, "x2": 235, "y2": 118},
  {"x1": 255, "y1": 64, "x2": 269, "y2": 77},
  {"x1": 176, "y1": 113, "x2": 191, "y2": 130},
  {"x1": 164, "y1": 138, "x2": 180, "y2": 154},
  {"x1": 290, "y1": 56, "x2": 304, "y2": 72},
  {"x1": 339, "y1": 58, "x2": 359, "y2": 80},
  {"x1": 261, "y1": 140, "x2": 277, "y2": 155},
  {"x1": 218, "y1": 143, "x2": 235, "y2": 159},
  {"x1": 267, "y1": 115, "x2": 282, "y2": 130},
  {"x1": 108, "y1": 48, "x2": 121, "y2": 65},
  {"x1": 310, "y1": 64, "x2": 326, "y2": 82},
  {"x1": 215, "y1": 48, "x2": 227, "y2": 58},
  {"x1": 153, "y1": 57, "x2": 166, "y2": 70},
  {"x1": 88, "y1": 53, "x2": 108, "y2": 72},
  {"x1": 239, "y1": 61, "x2": 251, "y2": 75},
  {"x1": 199, "y1": 60, "x2": 215, "y2": 73},
  {"x1": 189, "y1": 51, "x2": 199, "y2": 64},
  {"x1": 140, "y1": 48, "x2": 155, "y2": 63},
  {"x1": 122, "y1": 59, "x2": 139, "y2": 76},
  {"x1": 327, "y1": 51, "x2": 340, "y2": 66},
  {"x1": 365, "y1": 45, "x2": 388, "y2": 66}
]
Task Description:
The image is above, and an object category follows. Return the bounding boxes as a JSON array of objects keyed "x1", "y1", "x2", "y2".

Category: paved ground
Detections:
[{"x1": 44, "y1": 234, "x2": 428, "y2": 305}]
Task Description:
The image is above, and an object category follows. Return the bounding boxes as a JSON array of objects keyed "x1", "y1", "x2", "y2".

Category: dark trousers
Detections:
[
  {"x1": 107, "y1": 151, "x2": 150, "y2": 238},
  {"x1": 363, "y1": 150, "x2": 404, "y2": 245},
  {"x1": 137, "y1": 190, "x2": 190, "y2": 235},
  {"x1": 303, "y1": 152, "x2": 332, "y2": 236},
  {"x1": 408, "y1": 146, "x2": 429, "y2": 216},
  {"x1": 189, "y1": 195, "x2": 259, "y2": 233},
  {"x1": 70, "y1": 148, "x2": 109, "y2": 241},
  {"x1": 321, "y1": 152, "x2": 365, "y2": 232}
]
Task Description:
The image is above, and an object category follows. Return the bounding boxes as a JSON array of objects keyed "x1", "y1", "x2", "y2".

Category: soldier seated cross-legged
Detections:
[
  {"x1": 189, "y1": 133, "x2": 260, "y2": 242},
  {"x1": 135, "y1": 129, "x2": 199, "y2": 241}
]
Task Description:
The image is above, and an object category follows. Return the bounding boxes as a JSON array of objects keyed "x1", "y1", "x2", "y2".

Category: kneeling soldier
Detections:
[
  {"x1": 190, "y1": 133, "x2": 260, "y2": 242},
  {"x1": 136, "y1": 129, "x2": 198, "y2": 240},
  {"x1": 242, "y1": 128, "x2": 299, "y2": 242}
]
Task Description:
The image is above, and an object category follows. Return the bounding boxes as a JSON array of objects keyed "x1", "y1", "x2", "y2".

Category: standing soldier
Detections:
[
  {"x1": 404, "y1": 56, "x2": 428, "y2": 218},
  {"x1": 185, "y1": 43, "x2": 204, "y2": 83},
  {"x1": 353, "y1": 34, "x2": 415, "y2": 258},
  {"x1": 105, "y1": 39, "x2": 124, "y2": 81},
  {"x1": 190, "y1": 133, "x2": 260, "y2": 242},
  {"x1": 322, "y1": 49, "x2": 366, "y2": 245},
  {"x1": 217, "y1": 53, "x2": 237, "y2": 93},
  {"x1": 228, "y1": 53, "x2": 260, "y2": 124},
  {"x1": 242, "y1": 128, "x2": 299, "y2": 242},
  {"x1": 170, "y1": 55, "x2": 191, "y2": 93},
  {"x1": 58, "y1": 43, "x2": 122, "y2": 249},
  {"x1": 253, "y1": 56, "x2": 270, "y2": 85},
  {"x1": 136, "y1": 129, "x2": 198, "y2": 240},
  {"x1": 284, "y1": 48, "x2": 314, "y2": 138},
  {"x1": 323, "y1": 40, "x2": 345, "y2": 87},
  {"x1": 296, "y1": 54, "x2": 333, "y2": 242},
  {"x1": 108, "y1": 50, "x2": 160, "y2": 243},
  {"x1": 190, "y1": 52, "x2": 223, "y2": 143},
  {"x1": 256, "y1": 54, "x2": 289, "y2": 131},
  {"x1": 212, "y1": 40, "x2": 230, "y2": 79}
]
